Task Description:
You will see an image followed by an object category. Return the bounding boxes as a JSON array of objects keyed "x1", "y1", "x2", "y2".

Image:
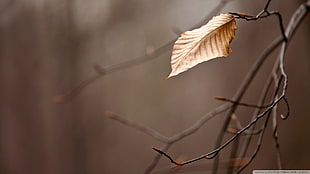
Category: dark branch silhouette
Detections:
[
  {"x1": 104, "y1": 1, "x2": 309, "y2": 173},
  {"x1": 151, "y1": 1, "x2": 309, "y2": 172}
]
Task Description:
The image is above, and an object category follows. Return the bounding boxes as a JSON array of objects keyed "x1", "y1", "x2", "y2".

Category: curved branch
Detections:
[{"x1": 153, "y1": 0, "x2": 310, "y2": 168}]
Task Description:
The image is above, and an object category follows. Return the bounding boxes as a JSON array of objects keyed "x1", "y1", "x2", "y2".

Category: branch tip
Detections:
[
  {"x1": 152, "y1": 147, "x2": 161, "y2": 153},
  {"x1": 53, "y1": 95, "x2": 66, "y2": 103},
  {"x1": 280, "y1": 97, "x2": 290, "y2": 120},
  {"x1": 230, "y1": 113, "x2": 237, "y2": 120},
  {"x1": 214, "y1": 96, "x2": 226, "y2": 101},
  {"x1": 280, "y1": 114, "x2": 288, "y2": 120},
  {"x1": 227, "y1": 128, "x2": 238, "y2": 134},
  {"x1": 105, "y1": 111, "x2": 118, "y2": 119},
  {"x1": 152, "y1": 147, "x2": 181, "y2": 166},
  {"x1": 230, "y1": 157, "x2": 249, "y2": 167}
]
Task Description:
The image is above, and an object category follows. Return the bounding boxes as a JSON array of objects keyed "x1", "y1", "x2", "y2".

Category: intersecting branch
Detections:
[
  {"x1": 151, "y1": 1, "x2": 309, "y2": 171},
  {"x1": 104, "y1": 1, "x2": 309, "y2": 173},
  {"x1": 57, "y1": 0, "x2": 309, "y2": 173}
]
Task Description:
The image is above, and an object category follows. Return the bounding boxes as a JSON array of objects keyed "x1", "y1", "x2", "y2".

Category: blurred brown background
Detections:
[{"x1": 0, "y1": 0, "x2": 309, "y2": 174}]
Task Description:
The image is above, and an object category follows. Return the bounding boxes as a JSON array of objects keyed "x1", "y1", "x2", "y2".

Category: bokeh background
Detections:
[{"x1": 0, "y1": 0, "x2": 309, "y2": 174}]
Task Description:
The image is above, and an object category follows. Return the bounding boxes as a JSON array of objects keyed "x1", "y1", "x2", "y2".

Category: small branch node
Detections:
[
  {"x1": 270, "y1": 11, "x2": 288, "y2": 42},
  {"x1": 93, "y1": 64, "x2": 106, "y2": 75}
]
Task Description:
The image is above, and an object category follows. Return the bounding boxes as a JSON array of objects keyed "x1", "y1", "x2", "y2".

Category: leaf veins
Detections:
[{"x1": 167, "y1": 13, "x2": 237, "y2": 78}]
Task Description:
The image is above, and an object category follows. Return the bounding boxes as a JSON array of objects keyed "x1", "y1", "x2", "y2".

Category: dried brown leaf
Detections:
[{"x1": 167, "y1": 13, "x2": 237, "y2": 78}]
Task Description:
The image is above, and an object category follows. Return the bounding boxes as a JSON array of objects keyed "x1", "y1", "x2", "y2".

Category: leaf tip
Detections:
[{"x1": 164, "y1": 76, "x2": 171, "y2": 80}]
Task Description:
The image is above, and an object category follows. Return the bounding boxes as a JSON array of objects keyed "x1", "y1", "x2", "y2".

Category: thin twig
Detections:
[
  {"x1": 214, "y1": 96, "x2": 270, "y2": 108},
  {"x1": 230, "y1": 10, "x2": 288, "y2": 42},
  {"x1": 143, "y1": 1, "x2": 238, "y2": 172},
  {"x1": 105, "y1": 111, "x2": 169, "y2": 143},
  {"x1": 236, "y1": 64, "x2": 284, "y2": 173},
  {"x1": 236, "y1": 65, "x2": 276, "y2": 173},
  {"x1": 236, "y1": 110, "x2": 273, "y2": 173},
  {"x1": 178, "y1": 96, "x2": 284, "y2": 166},
  {"x1": 213, "y1": 9, "x2": 286, "y2": 173},
  {"x1": 145, "y1": 143, "x2": 171, "y2": 174},
  {"x1": 55, "y1": 0, "x2": 237, "y2": 103},
  {"x1": 272, "y1": 108, "x2": 282, "y2": 169},
  {"x1": 103, "y1": 1, "x2": 310, "y2": 173},
  {"x1": 168, "y1": 104, "x2": 231, "y2": 143},
  {"x1": 152, "y1": 147, "x2": 180, "y2": 166},
  {"x1": 143, "y1": 103, "x2": 231, "y2": 174},
  {"x1": 227, "y1": 133, "x2": 240, "y2": 174},
  {"x1": 235, "y1": 2, "x2": 310, "y2": 172},
  {"x1": 154, "y1": 95, "x2": 284, "y2": 167},
  {"x1": 227, "y1": 114, "x2": 263, "y2": 135},
  {"x1": 226, "y1": 128, "x2": 262, "y2": 136},
  {"x1": 271, "y1": 70, "x2": 282, "y2": 170},
  {"x1": 105, "y1": 103, "x2": 230, "y2": 173},
  {"x1": 153, "y1": 1, "x2": 310, "y2": 168},
  {"x1": 151, "y1": 158, "x2": 249, "y2": 174},
  {"x1": 263, "y1": 0, "x2": 272, "y2": 11}
]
